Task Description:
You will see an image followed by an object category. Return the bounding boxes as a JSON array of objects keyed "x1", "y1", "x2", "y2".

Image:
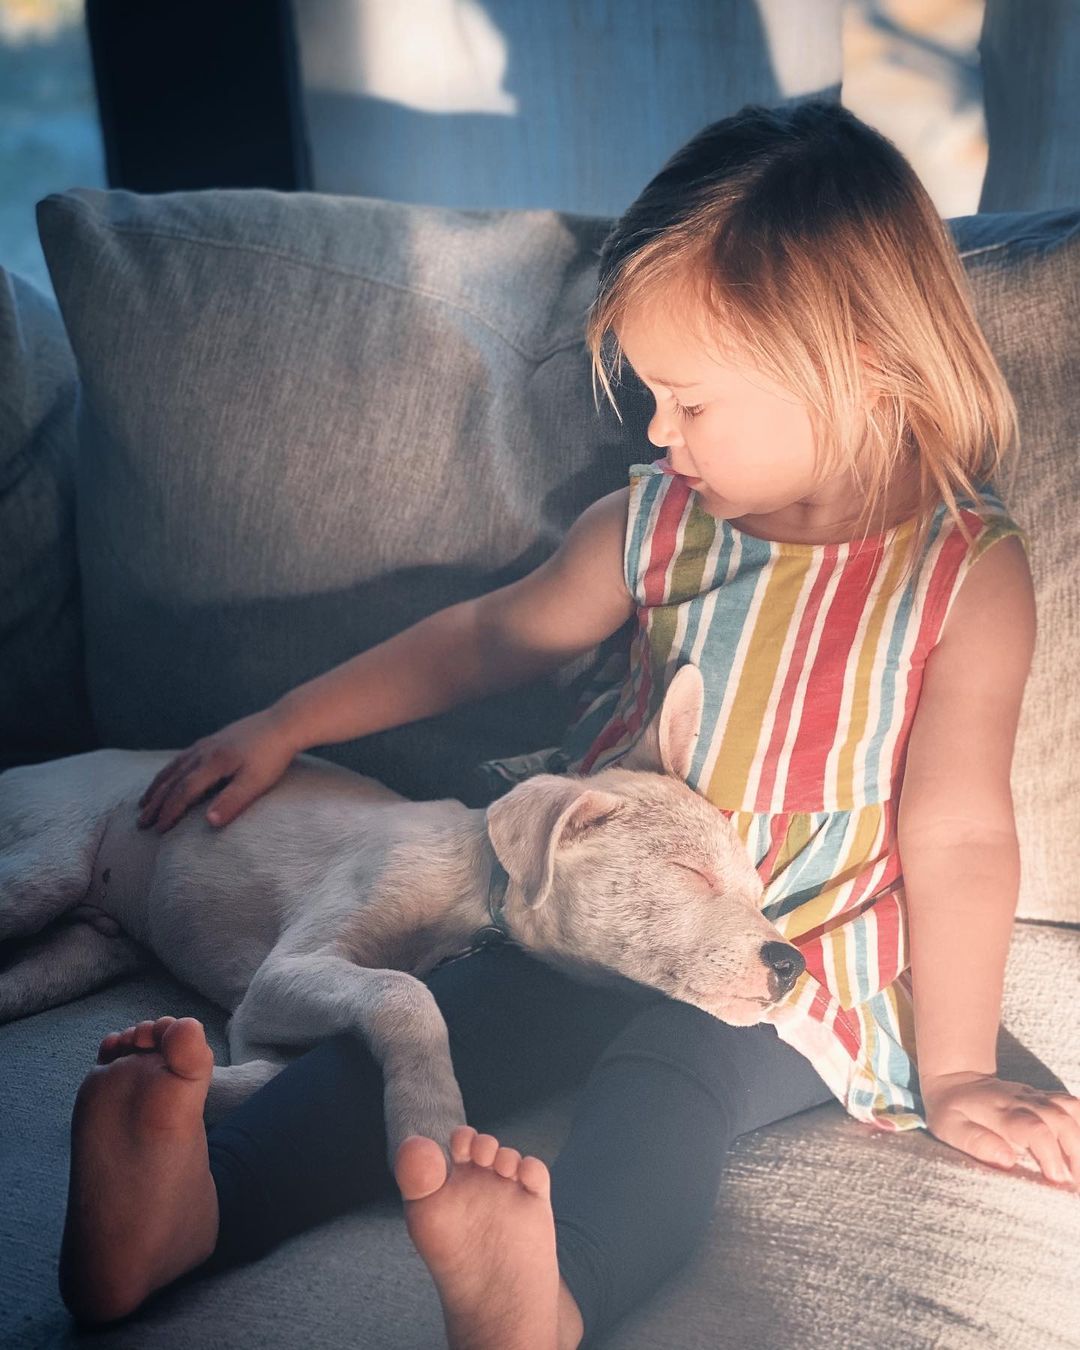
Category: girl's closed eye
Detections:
[{"x1": 672, "y1": 399, "x2": 704, "y2": 420}]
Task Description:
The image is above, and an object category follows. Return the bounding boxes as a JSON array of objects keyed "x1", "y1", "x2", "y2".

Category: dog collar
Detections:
[
  {"x1": 428, "y1": 854, "x2": 511, "y2": 974},
  {"x1": 482, "y1": 854, "x2": 512, "y2": 941}
]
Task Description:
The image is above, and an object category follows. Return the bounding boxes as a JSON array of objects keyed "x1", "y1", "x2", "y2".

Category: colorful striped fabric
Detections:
[{"x1": 477, "y1": 457, "x2": 1028, "y2": 1132}]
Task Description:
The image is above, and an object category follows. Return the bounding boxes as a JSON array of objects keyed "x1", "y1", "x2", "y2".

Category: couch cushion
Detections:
[
  {"x1": 34, "y1": 191, "x2": 1080, "y2": 923},
  {"x1": 1, "y1": 919, "x2": 1075, "y2": 1349},
  {"x1": 35, "y1": 188, "x2": 643, "y2": 807},
  {"x1": 948, "y1": 209, "x2": 1080, "y2": 927},
  {"x1": 0, "y1": 267, "x2": 96, "y2": 771}
]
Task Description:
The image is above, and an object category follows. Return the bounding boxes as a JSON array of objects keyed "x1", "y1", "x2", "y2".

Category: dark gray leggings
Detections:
[{"x1": 190, "y1": 942, "x2": 835, "y2": 1346}]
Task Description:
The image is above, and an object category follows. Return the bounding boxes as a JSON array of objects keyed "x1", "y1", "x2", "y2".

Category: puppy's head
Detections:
[{"x1": 486, "y1": 664, "x2": 805, "y2": 1025}]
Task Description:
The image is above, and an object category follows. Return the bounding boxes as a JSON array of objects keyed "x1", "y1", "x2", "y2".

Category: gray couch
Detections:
[{"x1": 1, "y1": 189, "x2": 1078, "y2": 1349}]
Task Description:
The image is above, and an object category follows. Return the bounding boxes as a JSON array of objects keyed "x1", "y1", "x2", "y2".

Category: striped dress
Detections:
[{"x1": 478, "y1": 457, "x2": 1029, "y2": 1133}]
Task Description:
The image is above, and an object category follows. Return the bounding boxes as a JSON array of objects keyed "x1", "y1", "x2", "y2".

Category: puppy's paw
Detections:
[{"x1": 383, "y1": 1072, "x2": 467, "y2": 1173}]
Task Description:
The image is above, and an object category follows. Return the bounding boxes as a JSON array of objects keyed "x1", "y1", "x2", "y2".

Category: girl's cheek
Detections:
[{"x1": 710, "y1": 443, "x2": 752, "y2": 484}]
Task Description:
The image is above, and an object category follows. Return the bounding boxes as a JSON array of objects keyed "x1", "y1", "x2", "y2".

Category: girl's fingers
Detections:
[
  {"x1": 139, "y1": 750, "x2": 210, "y2": 820},
  {"x1": 964, "y1": 1120, "x2": 1017, "y2": 1170},
  {"x1": 143, "y1": 761, "x2": 210, "y2": 831},
  {"x1": 153, "y1": 764, "x2": 233, "y2": 834},
  {"x1": 139, "y1": 751, "x2": 194, "y2": 804},
  {"x1": 138, "y1": 774, "x2": 183, "y2": 826},
  {"x1": 1004, "y1": 1108, "x2": 1076, "y2": 1187},
  {"x1": 204, "y1": 771, "x2": 268, "y2": 827},
  {"x1": 1031, "y1": 1100, "x2": 1080, "y2": 1187},
  {"x1": 138, "y1": 751, "x2": 197, "y2": 815},
  {"x1": 1036, "y1": 1097, "x2": 1080, "y2": 1187}
]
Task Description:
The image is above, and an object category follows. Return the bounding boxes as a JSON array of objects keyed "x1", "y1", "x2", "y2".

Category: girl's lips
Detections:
[{"x1": 658, "y1": 456, "x2": 700, "y2": 484}]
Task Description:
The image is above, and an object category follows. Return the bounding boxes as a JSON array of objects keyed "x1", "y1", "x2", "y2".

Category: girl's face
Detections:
[{"x1": 614, "y1": 302, "x2": 839, "y2": 524}]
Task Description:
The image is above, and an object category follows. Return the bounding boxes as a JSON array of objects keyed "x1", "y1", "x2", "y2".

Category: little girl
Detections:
[{"x1": 59, "y1": 100, "x2": 1078, "y2": 1349}]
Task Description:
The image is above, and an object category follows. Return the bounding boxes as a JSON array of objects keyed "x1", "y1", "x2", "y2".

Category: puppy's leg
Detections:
[
  {"x1": 0, "y1": 920, "x2": 144, "y2": 1022},
  {"x1": 204, "y1": 1059, "x2": 288, "y2": 1123},
  {"x1": 198, "y1": 1013, "x2": 295, "y2": 1122},
  {"x1": 225, "y1": 1014, "x2": 292, "y2": 1067},
  {"x1": 0, "y1": 764, "x2": 105, "y2": 942},
  {"x1": 0, "y1": 844, "x2": 99, "y2": 944},
  {"x1": 233, "y1": 952, "x2": 467, "y2": 1170}
]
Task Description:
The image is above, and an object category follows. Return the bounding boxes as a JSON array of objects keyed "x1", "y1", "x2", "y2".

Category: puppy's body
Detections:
[{"x1": 0, "y1": 667, "x2": 804, "y2": 1164}]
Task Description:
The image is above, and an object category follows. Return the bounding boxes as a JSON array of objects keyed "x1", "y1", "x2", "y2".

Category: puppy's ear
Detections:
[
  {"x1": 486, "y1": 775, "x2": 624, "y2": 909},
  {"x1": 618, "y1": 662, "x2": 704, "y2": 781}
]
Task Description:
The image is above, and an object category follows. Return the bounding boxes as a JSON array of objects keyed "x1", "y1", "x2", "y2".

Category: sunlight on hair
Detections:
[{"x1": 584, "y1": 101, "x2": 1019, "y2": 595}]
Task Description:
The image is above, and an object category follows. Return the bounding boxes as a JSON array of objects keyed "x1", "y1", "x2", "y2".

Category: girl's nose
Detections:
[{"x1": 647, "y1": 406, "x2": 682, "y2": 450}]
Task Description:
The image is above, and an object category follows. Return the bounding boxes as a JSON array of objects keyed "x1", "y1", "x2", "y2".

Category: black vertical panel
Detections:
[{"x1": 85, "y1": 0, "x2": 312, "y2": 192}]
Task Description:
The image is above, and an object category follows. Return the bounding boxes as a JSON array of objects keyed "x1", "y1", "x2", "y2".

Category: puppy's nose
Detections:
[{"x1": 761, "y1": 940, "x2": 805, "y2": 996}]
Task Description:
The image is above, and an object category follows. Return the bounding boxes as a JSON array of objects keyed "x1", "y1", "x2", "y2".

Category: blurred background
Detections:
[{"x1": 1, "y1": 0, "x2": 1075, "y2": 307}]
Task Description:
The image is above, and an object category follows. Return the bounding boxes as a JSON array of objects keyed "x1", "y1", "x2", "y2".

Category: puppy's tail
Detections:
[{"x1": 0, "y1": 917, "x2": 145, "y2": 1023}]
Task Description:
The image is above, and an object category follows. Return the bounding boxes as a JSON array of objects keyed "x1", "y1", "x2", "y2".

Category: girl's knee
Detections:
[
  {"x1": 589, "y1": 997, "x2": 793, "y2": 1114},
  {"x1": 592, "y1": 999, "x2": 833, "y2": 1134},
  {"x1": 603, "y1": 994, "x2": 756, "y2": 1066}
]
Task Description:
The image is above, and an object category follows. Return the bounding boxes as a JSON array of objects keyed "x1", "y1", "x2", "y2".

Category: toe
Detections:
[
  {"x1": 97, "y1": 1033, "x2": 121, "y2": 1064},
  {"x1": 105, "y1": 1027, "x2": 141, "y2": 1059},
  {"x1": 470, "y1": 1133, "x2": 499, "y2": 1168},
  {"x1": 493, "y1": 1146, "x2": 521, "y2": 1179},
  {"x1": 517, "y1": 1156, "x2": 551, "y2": 1200},
  {"x1": 159, "y1": 1018, "x2": 214, "y2": 1081},
  {"x1": 450, "y1": 1126, "x2": 478, "y2": 1164},
  {"x1": 133, "y1": 1020, "x2": 157, "y2": 1049},
  {"x1": 395, "y1": 1135, "x2": 448, "y2": 1201}
]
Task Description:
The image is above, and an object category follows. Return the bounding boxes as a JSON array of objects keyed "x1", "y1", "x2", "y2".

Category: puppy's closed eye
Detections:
[{"x1": 674, "y1": 863, "x2": 718, "y2": 889}]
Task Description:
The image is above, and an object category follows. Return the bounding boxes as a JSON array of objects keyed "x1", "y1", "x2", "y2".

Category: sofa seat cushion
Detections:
[{"x1": 2, "y1": 918, "x2": 1075, "y2": 1349}]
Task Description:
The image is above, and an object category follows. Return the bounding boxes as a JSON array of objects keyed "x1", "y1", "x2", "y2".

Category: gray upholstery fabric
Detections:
[
  {"x1": 35, "y1": 188, "x2": 645, "y2": 808},
  {"x1": 32, "y1": 191, "x2": 1080, "y2": 923},
  {"x1": 950, "y1": 210, "x2": 1080, "y2": 926},
  {"x1": 0, "y1": 268, "x2": 94, "y2": 770},
  {"x1": 1, "y1": 922, "x2": 1076, "y2": 1350}
]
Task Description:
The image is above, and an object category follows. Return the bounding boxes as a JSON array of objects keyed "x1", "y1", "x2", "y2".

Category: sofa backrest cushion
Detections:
[
  {"x1": 0, "y1": 267, "x2": 95, "y2": 770},
  {"x1": 35, "y1": 189, "x2": 1079, "y2": 923}
]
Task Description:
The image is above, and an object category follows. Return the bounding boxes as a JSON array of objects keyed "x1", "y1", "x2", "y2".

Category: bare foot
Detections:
[
  {"x1": 58, "y1": 1015, "x2": 220, "y2": 1325},
  {"x1": 395, "y1": 1126, "x2": 561, "y2": 1350}
]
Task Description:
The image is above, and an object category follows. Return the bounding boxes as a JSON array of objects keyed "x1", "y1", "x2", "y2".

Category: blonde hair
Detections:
[{"x1": 585, "y1": 101, "x2": 1019, "y2": 592}]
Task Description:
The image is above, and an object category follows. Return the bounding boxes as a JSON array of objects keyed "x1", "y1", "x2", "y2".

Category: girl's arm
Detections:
[
  {"x1": 899, "y1": 831, "x2": 1019, "y2": 1089},
  {"x1": 140, "y1": 488, "x2": 635, "y2": 831},
  {"x1": 897, "y1": 535, "x2": 1035, "y2": 1089},
  {"x1": 896, "y1": 535, "x2": 1080, "y2": 1188}
]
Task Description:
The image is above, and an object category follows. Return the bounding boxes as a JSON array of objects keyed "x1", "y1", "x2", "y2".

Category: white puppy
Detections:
[{"x1": 0, "y1": 664, "x2": 803, "y2": 1165}]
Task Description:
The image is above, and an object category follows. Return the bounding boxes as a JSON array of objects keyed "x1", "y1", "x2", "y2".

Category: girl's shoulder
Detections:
[
  {"x1": 937, "y1": 479, "x2": 1031, "y2": 565},
  {"x1": 920, "y1": 480, "x2": 1032, "y2": 655}
]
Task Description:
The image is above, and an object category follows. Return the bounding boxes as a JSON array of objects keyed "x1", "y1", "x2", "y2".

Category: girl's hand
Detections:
[
  {"x1": 921, "y1": 1070, "x2": 1080, "y2": 1191},
  {"x1": 136, "y1": 709, "x2": 299, "y2": 834}
]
